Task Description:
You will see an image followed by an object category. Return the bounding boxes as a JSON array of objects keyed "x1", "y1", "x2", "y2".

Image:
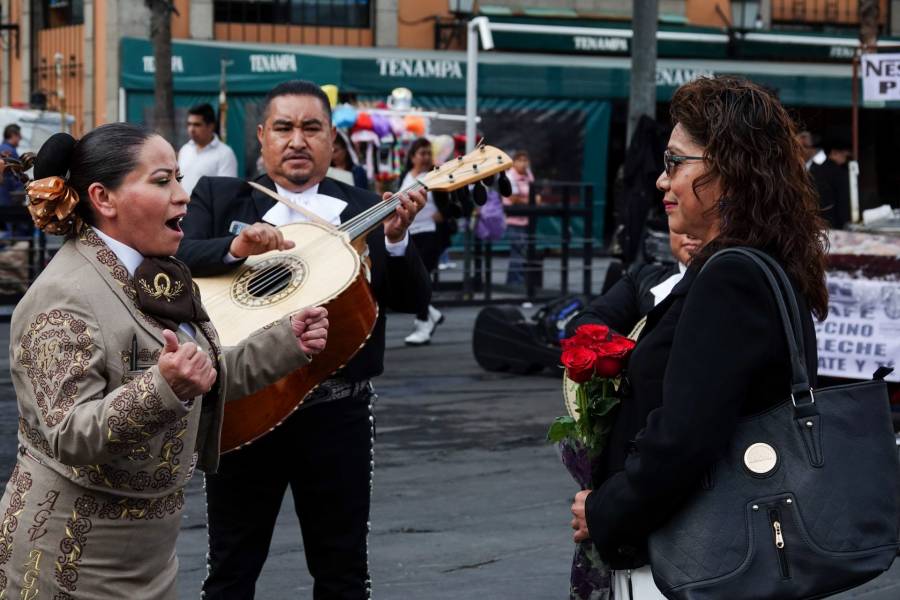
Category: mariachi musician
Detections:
[
  {"x1": 0, "y1": 125, "x2": 328, "y2": 599},
  {"x1": 176, "y1": 80, "x2": 431, "y2": 599}
]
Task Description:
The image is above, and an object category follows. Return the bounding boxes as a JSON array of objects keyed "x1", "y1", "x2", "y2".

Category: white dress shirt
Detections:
[
  {"x1": 805, "y1": 149, "x2": 826, "y2": 171},
  {"x1": 401, "y1": 172, "x2": 438, "y2": 235},
  {"x1": 260, "y1": 182, "x2": 408, "y2": 255},
  {"x1": 178, "y1": 135, "x2": 239, "y2": 196},
  {"x1": 93, "y1": 227, "x2": 195, "y2": 338},
  {"x1": 649, "y1": 262, "x2": 688, "y2": 307}
]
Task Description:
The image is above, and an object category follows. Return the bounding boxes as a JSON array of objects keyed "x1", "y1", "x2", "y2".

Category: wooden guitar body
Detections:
[
  {"x1": 195, "y1": 222, "x2": 377, "y2": 452},
  {"x1": 196, "y1": 144, "x2": 512, "y2": 452}
]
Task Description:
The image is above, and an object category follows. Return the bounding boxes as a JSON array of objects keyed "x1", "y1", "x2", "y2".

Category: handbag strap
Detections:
[{"x1": 700, "y1": 247, "x2": 816, "y2": 413}]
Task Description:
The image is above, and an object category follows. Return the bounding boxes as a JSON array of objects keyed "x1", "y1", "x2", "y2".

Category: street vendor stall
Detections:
[{"x1": 821, "y1": 229, "x2": 900, "y2": 384}]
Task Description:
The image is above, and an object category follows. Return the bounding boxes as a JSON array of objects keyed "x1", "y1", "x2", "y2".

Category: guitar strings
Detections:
[
  {"x1": 198, "y1": 185, "x2": 421, "y2": 306},
  {"x1": 200, "y1": 180, "x2": 431, "y2": 304},
  {"x1": 199, "y1": 164, "x2": 483, "y2": 306}
]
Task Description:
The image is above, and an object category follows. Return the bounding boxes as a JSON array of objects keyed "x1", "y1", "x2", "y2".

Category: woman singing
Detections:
[{"x1": 0, "y1": 124, "x2": 328, "y2": 598}]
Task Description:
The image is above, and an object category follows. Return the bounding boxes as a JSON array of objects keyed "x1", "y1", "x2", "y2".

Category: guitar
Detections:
[{"x1": 196, "y1": 143, "x2": 513, "y2": 452}]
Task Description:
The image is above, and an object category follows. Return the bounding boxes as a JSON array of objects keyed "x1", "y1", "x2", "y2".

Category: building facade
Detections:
[
  {"x1": 3, "y1": 1, "x2": 899, "y2": 136},
  {"x1": 2, "y1": 0, "x2": 900, "y2": 236}
]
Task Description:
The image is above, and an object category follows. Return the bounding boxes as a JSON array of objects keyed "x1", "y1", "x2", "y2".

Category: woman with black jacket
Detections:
[{"x1": 569, "y1": 76, "x2": 829, "y2": 598}]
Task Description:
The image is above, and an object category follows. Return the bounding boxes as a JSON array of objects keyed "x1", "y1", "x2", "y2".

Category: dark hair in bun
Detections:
[{"x1": 34, "y1": 123, "x2": 155, "y2": 226}]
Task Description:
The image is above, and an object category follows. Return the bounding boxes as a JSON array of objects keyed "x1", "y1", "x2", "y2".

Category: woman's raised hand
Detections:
[
  {"x1": 290, "y1": 307, "x2": 329, "y2": 356},
  {"x1": 158, "y1": 330, "x2": 217, "y2": 400}
]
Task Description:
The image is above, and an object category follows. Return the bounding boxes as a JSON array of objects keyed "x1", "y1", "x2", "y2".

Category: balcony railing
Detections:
[{"x1": 772, "y1": 0, "x2": 889, "y2": 26}]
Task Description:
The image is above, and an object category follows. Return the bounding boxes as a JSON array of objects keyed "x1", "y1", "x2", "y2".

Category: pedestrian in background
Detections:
[
  {"x1": 331, "y1": 128, "x2": 369, "y2": 189},
  {"x1": 798, "y1": 130, "x2": 826, "y2": 171},
  {"x1": 502, "y1": 150, "x2": 539, "y2": 286},
  {"x1": 810, "y1": 134, "x2": 852, "y2": 229},
  {"x1": 401, "y1": 137, "x2": 446, "y2": 346},
  {"x1": 0, "y1": 123, "x2": 23, "y2": 207},
  {"x1": 177, "y1": 103, "x2": 238, "y2": 196}
]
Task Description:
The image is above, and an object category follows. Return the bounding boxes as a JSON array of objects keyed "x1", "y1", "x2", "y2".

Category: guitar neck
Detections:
[
  {"x1": 339, "y1": 180, "x2": 427, "y2": 241},
  {"x1": 338, "y1": 143, "x2": 513, "y2": 242}
]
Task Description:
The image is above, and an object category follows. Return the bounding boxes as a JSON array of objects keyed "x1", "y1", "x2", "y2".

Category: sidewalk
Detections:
[{"x1": 174, "y1": 305, "x2": 574, "y2": 597}]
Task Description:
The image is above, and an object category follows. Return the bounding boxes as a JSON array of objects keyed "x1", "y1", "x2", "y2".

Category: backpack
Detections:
[
  {"x1": 532, "y1": 294, "x2": 591, "y2": 345},
  {"x1": 475, "y1": 189, "x2": 507, "y2": 242}
]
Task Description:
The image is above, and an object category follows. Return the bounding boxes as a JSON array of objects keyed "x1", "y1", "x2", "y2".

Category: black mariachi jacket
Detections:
[{"x1": 584, "y1": 253, "x2": 818, "y2": 568}]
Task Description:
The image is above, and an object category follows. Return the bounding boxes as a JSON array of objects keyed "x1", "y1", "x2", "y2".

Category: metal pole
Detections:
[
  {"x1": 852, "y1": 52, "x2": 860, "y2": 162},
  {"x1": 850, "y1": 51, "x2": 861, "y2": 224},
  {"x1": 465, "y1": 21, "x2": 478, "y2": 154},
  {"x1": 462, "y1": 21, "x2": 479, "y2": 300},
  {"x1": 627, "y1": 0, "x2": 658, "y2": 143}
]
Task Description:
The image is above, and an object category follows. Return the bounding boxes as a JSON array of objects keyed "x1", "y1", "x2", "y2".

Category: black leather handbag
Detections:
[{"x1": 647, "y1": 248, "x2": 900, "y2": 600}]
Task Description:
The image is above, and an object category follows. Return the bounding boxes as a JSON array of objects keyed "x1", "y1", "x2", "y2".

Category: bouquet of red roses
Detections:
[
  {"x1": 548, "y1": 324, "x2": 636, "y2": 600},
  {"x1": 548, "y1": 324, "x2": 636, "y2": 464}
]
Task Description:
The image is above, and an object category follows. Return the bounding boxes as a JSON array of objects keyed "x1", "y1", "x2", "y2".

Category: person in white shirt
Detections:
[
  {"x1": 798, "y1": 130, "x2": 826, "y2": 171},
  {"x1": 177, "y1": 103, "x2": 238, "y2": 195},
  {"x1": 401, "y1": 137, "x2": 446, "y2": 345}
]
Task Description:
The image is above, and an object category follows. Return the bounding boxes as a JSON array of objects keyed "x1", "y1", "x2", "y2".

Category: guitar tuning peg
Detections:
[
  {"x1": 482, "y1": 174, "x2": 495, "y2": 186},
  {"x1": 497, "y1": 171, "x2": 512, "y2": 197},
  {"x1": 473, "y1": 181, "x2": 488, "y2": 206}
]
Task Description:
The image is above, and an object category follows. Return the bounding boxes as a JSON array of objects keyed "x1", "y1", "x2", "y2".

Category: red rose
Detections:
[
  {"x1": 560, "y1": 336, "x2": 583, "y2": 352},
  {"x1": 593, "y1": 335, "x2": 637, "y2": 378},
  {"x1": 561, "y1": 323, "x2": 611, "y2": 353},
  {"x1": 575, "y1": 324, "x2": 610, "y2": 341},
  {"x1": 562, "y1": 347, "x2": 598, "y2": 383}
]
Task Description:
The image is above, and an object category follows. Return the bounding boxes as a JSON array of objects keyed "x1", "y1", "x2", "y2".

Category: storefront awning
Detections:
[
  {"x1": 121, "y1": 37, "x2": 856, "y2": 107},
  {"x1": 480, "y1": 13, "x2": 900, "y2": 63}
]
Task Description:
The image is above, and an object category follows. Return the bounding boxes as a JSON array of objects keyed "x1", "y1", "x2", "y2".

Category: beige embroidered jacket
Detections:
[{"x1": 9, "y1": 227, "x2": 309, "y2": 498}]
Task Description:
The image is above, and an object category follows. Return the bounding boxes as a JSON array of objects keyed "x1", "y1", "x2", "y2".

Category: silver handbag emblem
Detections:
[{"x1": 743, "y1": 443, "x2": 778, "y2": 475}]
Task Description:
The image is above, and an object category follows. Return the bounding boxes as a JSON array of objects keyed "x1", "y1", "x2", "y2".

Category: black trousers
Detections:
[
  {"x1": 410, "y1": 231, "x2": 442, "y2": 320},
  {"x1": 202, "y1": 391, "x2": 375, "y2": 599}
]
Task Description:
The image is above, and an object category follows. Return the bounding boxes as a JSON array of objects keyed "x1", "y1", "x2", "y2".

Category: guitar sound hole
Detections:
[
  {"x1": 247, "y1": 265, "x2": 293, "y2": 297},
  {"x1": 230, "y1": 256, "x2": 307, "y2": 308}
]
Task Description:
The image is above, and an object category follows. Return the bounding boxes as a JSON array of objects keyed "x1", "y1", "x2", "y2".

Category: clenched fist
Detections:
[
  {"x1": 290, "y1": 306, "x2": 329, "y2": 355},
  {"x1": 158, "y1": 330, "x2": 217, "y2": 401},
  {"x1": 230, "y1": 222, "x2": 295, "y2": 258}
]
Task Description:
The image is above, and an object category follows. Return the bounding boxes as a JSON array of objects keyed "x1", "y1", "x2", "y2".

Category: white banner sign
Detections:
[
  {"x1": 862, "y1": 53, "x2": 900, "y2": 101},
  {"x1": 815, "y1": 276, "x2": 900, "y2": 382}
]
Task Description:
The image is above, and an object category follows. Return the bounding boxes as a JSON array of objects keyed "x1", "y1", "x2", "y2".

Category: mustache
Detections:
[{"x1": 283, "y1": 151, "x2": 312, "y2": 161}]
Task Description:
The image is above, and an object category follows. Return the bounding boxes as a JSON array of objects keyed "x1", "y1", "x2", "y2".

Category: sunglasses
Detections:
[{"x1": 663, "y1": 150, "x2": 705, "y2": 176}]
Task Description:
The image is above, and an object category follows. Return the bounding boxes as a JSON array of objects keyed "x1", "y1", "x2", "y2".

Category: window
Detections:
[
  {"x1": 44, "y1": 0, "x2": 84, "y2": 27},
  {"x1": 214, "y1": 0, "x2": 371, "y2": 28}
]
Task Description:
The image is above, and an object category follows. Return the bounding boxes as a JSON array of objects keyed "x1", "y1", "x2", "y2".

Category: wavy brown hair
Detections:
[{"x1": 670, "y1": 75, "x2": 829, "y2": 319}]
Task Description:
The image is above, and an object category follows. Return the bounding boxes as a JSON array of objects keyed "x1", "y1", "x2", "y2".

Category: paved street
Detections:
[{"x1": 0, "y1": 307, "x2": 898, "y2": 598}]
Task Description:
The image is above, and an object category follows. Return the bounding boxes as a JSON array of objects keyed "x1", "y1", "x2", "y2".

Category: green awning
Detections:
[
  {"x1": 120, "y1": 38, "x2": 341, "y2": 93},
  {"x1": 121, "y1": 37, "x2": 855, "y2": 106},
  {"x1": 480, "y1": 13, "x2": 900, "y2": 63}
]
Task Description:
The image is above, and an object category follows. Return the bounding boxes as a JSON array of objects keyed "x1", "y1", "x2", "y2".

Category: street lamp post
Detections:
[{"x1": 461, "y1": 17, "x2": 492, "y2": 299}]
